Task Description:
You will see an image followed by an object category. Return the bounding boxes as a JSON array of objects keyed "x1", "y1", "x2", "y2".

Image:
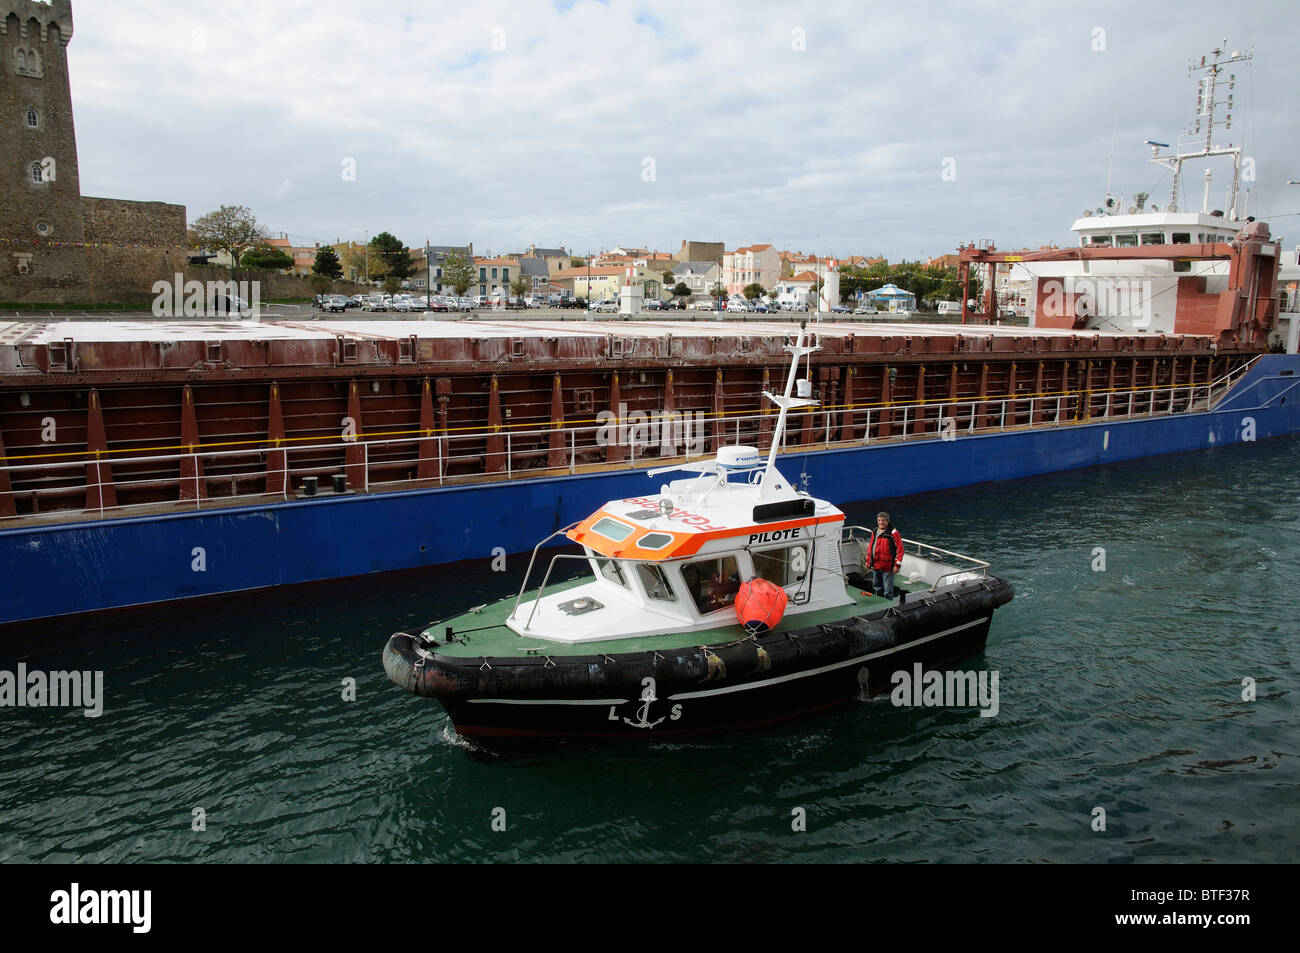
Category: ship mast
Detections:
[
  {"x1": 1147, "y1": 42, "x2": 1251, "y2": 217},
  {"x1": 757, "y1": 326, "x2": 820, "y2": 499}
]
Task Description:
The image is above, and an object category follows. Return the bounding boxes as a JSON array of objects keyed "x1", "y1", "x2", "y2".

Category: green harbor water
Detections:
[{"x1": 1, "y1": 438, "x2": 1297, "y2": 863}]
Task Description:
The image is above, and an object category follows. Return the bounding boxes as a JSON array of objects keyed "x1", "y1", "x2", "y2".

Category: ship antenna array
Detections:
[
  {"x1": 758, "y1": 324, "x2": 820, "y2": 500},
  {"x1": 1147, "y1": 42, "x2": 1252, "y2": 217}
]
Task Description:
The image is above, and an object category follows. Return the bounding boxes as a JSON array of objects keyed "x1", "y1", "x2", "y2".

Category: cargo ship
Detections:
[{"x1": 2, "y1": 46, "x2": 1298, "y2": 627}]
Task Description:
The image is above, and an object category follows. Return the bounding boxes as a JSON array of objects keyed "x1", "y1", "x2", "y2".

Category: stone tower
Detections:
[{"x1": 0, "y1": 0, "x2": 88, "y2": 299}]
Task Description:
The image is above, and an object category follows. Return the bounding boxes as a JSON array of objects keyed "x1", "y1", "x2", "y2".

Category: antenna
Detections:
[
  {"x1": 1104, "y1": 105, "x2": 1119, "y2": 204},
  {"x1": 1148, "y1": 44, "x2": 1252, "y2": 217}
]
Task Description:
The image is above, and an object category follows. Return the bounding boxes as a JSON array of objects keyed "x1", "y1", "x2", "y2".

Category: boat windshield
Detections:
[
  {"x1": 636, "y1": 563, "x2": 677, "y2": 603},
  {"x1": 594, "y1": 556, "x2": 629, "y2": 589},
  {"x1": 681, "y1": 556, "x2": 740, "y2": 614}
]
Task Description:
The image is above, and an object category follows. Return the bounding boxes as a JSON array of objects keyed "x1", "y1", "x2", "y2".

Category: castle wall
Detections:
[{"x1": 82, "y1": 197, "x2": 186, "y2": 246}]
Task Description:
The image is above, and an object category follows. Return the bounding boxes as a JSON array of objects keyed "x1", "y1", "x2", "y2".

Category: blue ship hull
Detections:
[{"x1": 3, "y1": 354, "x2": 1297, "y2": 626}]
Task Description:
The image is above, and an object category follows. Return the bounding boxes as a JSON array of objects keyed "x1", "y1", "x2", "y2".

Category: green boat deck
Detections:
[{"x1": 422, "y1": 577, "x2": 928, "y2": 658}]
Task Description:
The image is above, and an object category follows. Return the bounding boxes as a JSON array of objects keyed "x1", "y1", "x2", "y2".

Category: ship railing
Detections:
[
  {"x1": 509, "y1": 523, "x2": 582, "y2": 627},
  {"x1": 841, "y1": 526, "x2": 990, "y2": 590},
  {"x1": 0, "y1": 373, "x2": 1248, "y2": 524},
  {"x1": 1199, "y1": 354, "x2": 1263, "y2": 411}
]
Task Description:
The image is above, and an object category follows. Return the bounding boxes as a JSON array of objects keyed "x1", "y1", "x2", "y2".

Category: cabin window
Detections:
[
  {"x1": 591, "y1": 517, "x2": 634, "y2": 542},
  {"x1": 593, "y1": 556, "x2": 629, "y2": 589},
  {"x1": 752, "y1": 545, "x2": 809, "y2": 587},
  {"x1": 1171, "y1": 233, "x2": 1191, "y2": 244},
  {"x1": 638, "y1": 532, "x2": 673, "y2": 550},
  {"x1": 682, "y1": 556, "x2": 739, "y2": 614},
  {"x1": 636, "y1": 564, "x2": 677, "y2": 603},
  {"x1": 1089, "y1": 235, "x2": 1112, "y2": 247},
  {"x1": 1115, "y1": 234, "x2": 1138, "y2": 247},
  {"x1": 1140, "y1": 233, "x2": 1165, "y2": 245}
]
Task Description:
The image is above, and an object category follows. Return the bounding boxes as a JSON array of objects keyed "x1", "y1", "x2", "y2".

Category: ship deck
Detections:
[{"x1": 428, "y1": 577, "x2": 913, "y2": 659}]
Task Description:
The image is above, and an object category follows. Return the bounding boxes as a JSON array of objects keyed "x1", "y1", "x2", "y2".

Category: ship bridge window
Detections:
[
  {"x1": 1115, "y1": 234, "x2": 1138, "y2": 247},
  {"x1": 591, "y1": 517, "x2": 634, "y2": 542},
  {"x1": 1141, "y1": 233, "x2": 1166, "y2": 245},
  {"x1": 682, "y1": 556, "x2": 739, "y2": 615},
  {"x1": 637, "y1": 532, "x2": 673, "y2": 550},
  {"x1": 594, "y1": 556, "x2": 629, "y2": 589},
  {"x1": 1089, "y1": 235, "x2": 1112, "y2": 247},
  {"x1": 752, "y1": 545, "x2": 809, "y2": 587},
  {"x1": 636, "y1": 564, "x2": 677, "y2": 603},
  {"x1": 1171, "y1": 233, "x2": 1191, "y2": 244}
]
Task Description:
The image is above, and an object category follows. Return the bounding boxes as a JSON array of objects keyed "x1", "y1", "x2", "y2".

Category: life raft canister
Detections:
[{"x1": 734, "y1": 578, "x2": 788, "y2": 634}]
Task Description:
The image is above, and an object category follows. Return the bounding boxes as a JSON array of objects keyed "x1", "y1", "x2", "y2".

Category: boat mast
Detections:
[
  {"x1": 757, "y1": 326, "x2": 820, "y2": 499},
  {"x1": 1148, "y1": 42, "x2": 1251, "y2": 216}
]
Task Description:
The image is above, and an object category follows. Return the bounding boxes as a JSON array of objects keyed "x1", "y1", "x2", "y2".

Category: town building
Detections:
[{"x1": 723, "y1": 243, "x2": 781, "y2": 296}]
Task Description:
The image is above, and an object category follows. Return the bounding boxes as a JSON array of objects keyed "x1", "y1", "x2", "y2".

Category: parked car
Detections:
[
  {"x1": 323, "y1": 295, "x2": 349, "y2": 313},
  {"x1": 830, "y1": 305, "x2": 850, "y2": 314},
  {"x1": 591, "y1": 298, "x2": 619, "y2": 313},
  {"x1": 211, "y1": 294, "x2": 253, "y2": 317},
  {"x1": 853, "y1": 304, "x2": 878, "y2": 315},
  {"x1": 726, "y1": 298, "x2": 750, "y2": 312},
  {"x1": 349, "y1": 295, "x2": 367, "y2": 309},
  {"x1": 361, "y1": 296, "x2": 387, "y2": 312}
]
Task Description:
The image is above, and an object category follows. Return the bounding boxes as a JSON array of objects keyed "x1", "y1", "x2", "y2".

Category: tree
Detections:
[
  {"x1": 371, "y1": 232, "x2": 412, "y2": 281},
  {"x1": 710, "y1": 282, "x2": 727, "y2": 302},
  {"x1": 442, "y1": 252, "x2": 476, "y2": 297},
  {"x1": 510, "y1": 275, "x2": 529, "y2": 300},
  {"x1": 191, "y1": 205, "x2": 266, "y2": 279},
  {"x1": 570, "y1": 256, "x2": 586, "y2": 268},
  {"x1": 671, "y1": 281, "x2": 691, "y2": 299},
  {"x1": 308, "y1": 273, "x2": 333, "y2": 295},
  {"x1": 313, "y1": 246, "x2": 343, "y2": 279},
  {"x1": 382, "y1": 275, "x2": 402, "y2": 295},
  {"x1": 239, "y1": 243, "x2": 294, "y2": 271},
  {"x1": 742, "y1": 283, "x2": 766, "y2": 301}
]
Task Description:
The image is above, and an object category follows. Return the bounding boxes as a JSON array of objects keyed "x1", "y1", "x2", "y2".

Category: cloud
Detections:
[{"x1": 64, "y1": 0, "x2": 1298, "y2": 258}]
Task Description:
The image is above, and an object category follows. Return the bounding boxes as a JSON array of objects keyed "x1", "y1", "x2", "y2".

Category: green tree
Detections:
[
  {"x1": 742, "y1": 283, "x2": 766, "y2": 301},
  {"x1": 382, "y1": 275, "x2": 402, "y2": 295},
  {"x1": 570, "y1": 256, "x2": 586, "y2": 268},
  {"x1": 371, "y1": 232, "x2": 412, "y2": 281},
  {"x1": 710, "y1": 282, "x2": 727, "y2": 303},
  {"x1": 308, "y1": 273, "x2": 333, "y2": 295},
  {"x1": 313, "y1": 245, "x2": 343, "y2": 279},
  {"x1": 442, "y1": 252, "x2": 476, "y2": 297},
  {"x1": 191, "y1": 205, "x2": 266, "y2": 280},
  {"x1": 509, "y1": 275, "x2": 529, "y2": 300},
  {"x1": 671, "y1": 281, "x2": 691, "y2": 299},
  {"x1": 240, "y1": 243, "x2": 294, "y2": 271}
]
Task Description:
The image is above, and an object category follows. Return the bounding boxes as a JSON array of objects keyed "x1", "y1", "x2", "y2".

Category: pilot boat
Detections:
[{"x1": 382, "y1": 327, "x2": 1014, "y2": 739}]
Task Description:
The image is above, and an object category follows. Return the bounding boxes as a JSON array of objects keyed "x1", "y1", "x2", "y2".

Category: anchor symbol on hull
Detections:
[{"x1": 623, "y1": 676, "x2": 665, "y2": 729}]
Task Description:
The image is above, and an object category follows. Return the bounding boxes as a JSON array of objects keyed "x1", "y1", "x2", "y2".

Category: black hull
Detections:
[{"x1": 383, "y1": 577, "x2": 1013, "y2": 740}]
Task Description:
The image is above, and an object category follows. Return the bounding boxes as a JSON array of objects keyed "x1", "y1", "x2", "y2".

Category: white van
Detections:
[{"x1": 936, "y1": 301, "x2": 962, "y2": 316}]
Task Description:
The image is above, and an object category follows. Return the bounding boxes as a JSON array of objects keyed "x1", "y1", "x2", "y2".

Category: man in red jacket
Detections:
[{"x1": 864, "y1": 511, "x2": 904, "y2": 599}]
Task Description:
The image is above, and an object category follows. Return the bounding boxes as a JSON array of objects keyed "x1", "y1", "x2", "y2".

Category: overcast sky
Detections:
[{"x1": 65, "y1": 0, "x2": 1298, "y2": 261}]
